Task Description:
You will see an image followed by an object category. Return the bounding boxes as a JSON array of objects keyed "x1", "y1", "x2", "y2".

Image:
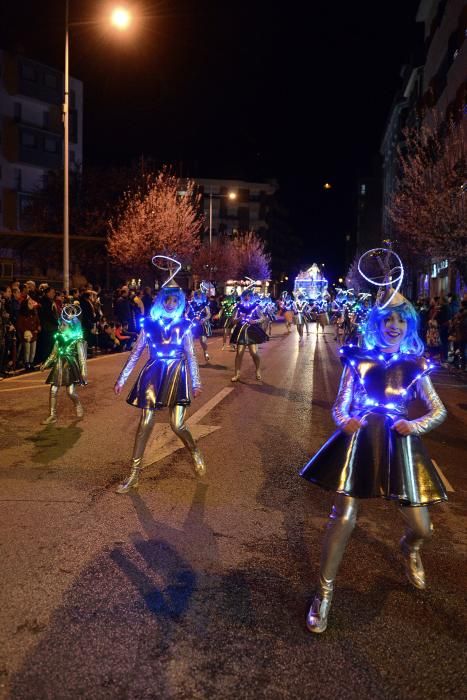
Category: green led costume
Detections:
[{"x1": 41, "y1": 305, "x2": 88, "y2": 425}]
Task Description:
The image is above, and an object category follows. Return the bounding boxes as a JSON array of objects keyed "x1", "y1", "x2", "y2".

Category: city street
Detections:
[{"x1": 0, "y1": 324, "x2": 466, "y2": 700}]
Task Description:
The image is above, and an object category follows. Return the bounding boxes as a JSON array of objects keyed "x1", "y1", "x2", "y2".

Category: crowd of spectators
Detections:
[
  {"x1": 415, "y1": 293, "x2": 467, "y2": 369},
  {"x1": 1, "y1": 280, "x2": 466, "y2": 379},
  {"x1": 0, "y1": 280, "x2": 223, "y2": 380}
]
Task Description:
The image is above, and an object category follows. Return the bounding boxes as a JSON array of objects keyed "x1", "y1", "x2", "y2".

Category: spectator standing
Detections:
[
  {"x1": 10, "y1": 287, "x2": 22, "y2": 325},
  {"x1": 16, "y1": 298, "x2": 41, "y2": 370},
  {"x1": 79, "y1": 290, "x2": 97, "y2": 353},
  {"x1": 437, "y1": 296, "x2": 451, "y2": 362},
  {"x1": 451, "y1": 300, "x2": 467, "y2": 370},
  {"x1": 141, "y1": 286, "x2": 153, "y2": 317},
  {"x1": 25, "y1": 280, "x2": 39, "y2": 301},
  {"x1": 37, "y1": 287, "x2": 59, "y2": 362},
  {"x1": 114, "y1": 286, "x2": 132, "y2": 328}
]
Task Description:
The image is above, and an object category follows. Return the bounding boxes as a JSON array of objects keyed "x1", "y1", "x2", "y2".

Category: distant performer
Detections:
[
  {"x1": 114, "y1": 256, "x2": 205, "y2": 494},
  {"x1": 230, "y1": 288, "x2": 269, "y2": 382},
  {"x1": 219, "y1": 292, "x2": 237, "y2": 350},
  {"x1": 40, "y1": 304, "x2": 87, "y2": 424},
  {"x1": 187, "y1": 286, "x2": 211, "y2": 362},
  {"x1": 292, "y1": 291, "x2": 310, "y2": 342},
  {"x1": 300, "y1": 250, "x2": 448, "y2": 634}
]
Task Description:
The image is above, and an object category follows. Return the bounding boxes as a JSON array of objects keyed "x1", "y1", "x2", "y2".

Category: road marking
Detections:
[
  {"x1": 432, "y1": 459, "x2": 455, "y2": 492},
  {"x1": 0, "y1": 384, "x2": 49, "y2": 393},
  {"x1": 186, "y1": 387, "x2": 233, "y2": 425},
  {"x1": 145, "y1": 387, "x2": 234, "y2": 466}
]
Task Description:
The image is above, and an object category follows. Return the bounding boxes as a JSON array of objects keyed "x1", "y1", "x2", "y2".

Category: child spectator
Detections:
[{"x1": 115, "y1": 322, "x2": 133, "y2": 351}]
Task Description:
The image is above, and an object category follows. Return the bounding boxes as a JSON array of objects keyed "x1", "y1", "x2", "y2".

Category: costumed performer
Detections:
[
  {"x1": 114, "y1": 256, "x2": 205, "y2": 494},
  {"x1": 230, "y1": 287, "x2": 269, "y2": 382},
  {"x1": 293, "y1": 291, "x2": 310, "y2": 341},
  {"x1": 300, "y1": 248, "x2": 448, "y2": 633},
  {"x1": 40, "y1": 303, "x2": 87, "y2": 424},
  {"x1": 187, "y1": 285, "x2": 211, "y2": 362}
]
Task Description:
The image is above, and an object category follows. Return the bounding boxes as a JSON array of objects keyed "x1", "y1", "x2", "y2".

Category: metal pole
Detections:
[
  {"x1": 63, "y1": 0, "x2": 70, "y2": 294},
  {"x1": 209, "y1": 190, "x2": 213, "y2": 281}
]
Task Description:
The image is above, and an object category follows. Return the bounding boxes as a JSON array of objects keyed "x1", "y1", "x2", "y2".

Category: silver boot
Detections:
[
  {"x1": 400, "y1": 537, "x2": 426, "y2": 590},
  {"x1": 116, "y1": 464, "x2": 141, "y2": 494}
]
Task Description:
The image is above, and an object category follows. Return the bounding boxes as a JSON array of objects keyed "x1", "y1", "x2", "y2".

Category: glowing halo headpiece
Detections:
[
  {"x1": 357, "y1": 248, "x2": 405, "y2": 309},
  {"x1": 199, "y1": 281, "x2": 210, "y2": 295},
  {"x1": 244, "y1": 276, "x2": 255, "y2": 292},
  {"x1": 151, "y1": 254, "x2": 182, "y2": 288},
  {"x1": 61, "y1": 303, "x2": 82, "y2": 324}
]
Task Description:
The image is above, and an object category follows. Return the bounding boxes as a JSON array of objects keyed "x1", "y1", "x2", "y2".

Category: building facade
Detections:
[
  {"x1": 380, "y1": 0, "x2": 467, "y2": 298},
  {"x1": 194, "y1": 177, "x2": 277, "y2": 240},
  {"x1": 0, "y1": 50, "x2": 83, "y2": 282}
]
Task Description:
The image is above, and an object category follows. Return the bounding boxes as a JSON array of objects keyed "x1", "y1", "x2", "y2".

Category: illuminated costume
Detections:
[
  {"x1": 301, "y1": 249, "x2": 448, "y2": 634},
  {"x1": 41, "y1": 304, "x2": 87, "y2": 424},
  {"x1": 230, "y1": 289, "x2": 269, "y2": 382},
  {"x1": 282, "y1": 292, "x2": 294, "y2": 333},
  {"x1": 292, "y1": 293, "x2": 310, "y2": 341},
  {"x1": 219, "y1": 293, "x2": 237, "y2": 350},
  {"x1": 115, "y1": 256, "x2": 205, "y2": 494},
  {"x1": 314, "y1": 297, "x2": 330, "y2": 333},
  {"x1": 187, "y1": 288, "x2": 211, "y2": 362},
  {"x1": 260, "y1": 295, "x2": 277, "y2": 336}
]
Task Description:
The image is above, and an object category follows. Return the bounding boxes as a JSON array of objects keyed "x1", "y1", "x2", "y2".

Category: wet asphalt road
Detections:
[{"x1": 0, "y1": 323, "x2": 466, "y2": 700}]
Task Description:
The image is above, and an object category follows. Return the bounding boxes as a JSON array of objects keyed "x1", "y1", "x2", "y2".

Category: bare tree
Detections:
[{"x1": 107, "y1": 166, "x2": 204, "y2": 270}]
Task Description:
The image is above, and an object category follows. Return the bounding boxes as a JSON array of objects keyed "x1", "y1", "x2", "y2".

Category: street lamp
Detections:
[
  {"x1": 207, "y1": 188, "x2": 237, "y2": 281},
  {"x1": 110, "y1": 7, "x2": 132, "y2": 30},
  {"x1": 62, "y1": 2, "x2": 133, "y2": 293}
]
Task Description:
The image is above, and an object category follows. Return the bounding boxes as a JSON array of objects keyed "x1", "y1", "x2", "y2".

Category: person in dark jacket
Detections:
[
  {"x1": 114, "y1": 286, "x2": 132, "y2": 327},
  {"x1": 37, "y1": 287, "x2": 59, "y2": 362}
]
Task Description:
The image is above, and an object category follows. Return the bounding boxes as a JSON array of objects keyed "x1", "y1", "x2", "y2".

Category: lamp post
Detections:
[
  {"x1": 62, "y1": 3, "x2": 132, "y2": 293},
  {"x1": 208, "y1": 189, "x2": 237, "y2": 281}
]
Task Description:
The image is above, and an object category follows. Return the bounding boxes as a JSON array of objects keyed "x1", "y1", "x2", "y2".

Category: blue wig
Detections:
[
  {"x1": 363, "y1": 301, "x2": 424, "y2": 356},
  {"x1": 149, "y1": 287, "x2": 186, "y2": 322},
  {"x1": 193, "y1": 290, "x2": 207, "y2": 304}
]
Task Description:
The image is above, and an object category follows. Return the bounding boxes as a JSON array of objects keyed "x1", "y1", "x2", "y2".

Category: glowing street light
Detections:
[
  {"x1": 110, "y1": 7, "x2": 132, "y2": 30},
  {"x1": 207, "y1": 189, "x2": 237, "y2": 281},
  {"x1": 62, "y1": 3, "x2": 135, "y2": 292}
]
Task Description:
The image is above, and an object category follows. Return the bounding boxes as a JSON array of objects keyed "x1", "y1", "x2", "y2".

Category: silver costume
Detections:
[
  {"x1": 301, "y1": 346, "x2": 448, "y2": 633},
  {"x1": 115, "y1": 314, "x2": 204, "y2": 494}
]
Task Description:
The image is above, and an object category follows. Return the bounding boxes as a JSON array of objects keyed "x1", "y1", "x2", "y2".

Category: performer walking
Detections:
[
  {"x1": 219, "y1": 292, "x2": 237, "y2": 350},
  {"x1": 230, "y1": 288, "x2": 269, "y2": 382},
  {"x1": 40, "y1": 304, "x2": 87, "y2": 424},
  {"x1": 114, "y1": 256, "x2": 205, "y2": 494},
  {"x1": 281, "y1": 292, "x2": 294, "y2": 334},
  {"x1": 293, "y1": 291, "x2": 310, "y2": 342},
  {"x1": 300, "y1": 249, "x2": 448, "y2": 634},
  {"x1": 187, "y1": 286, "x2": 211, "y2": 362}
]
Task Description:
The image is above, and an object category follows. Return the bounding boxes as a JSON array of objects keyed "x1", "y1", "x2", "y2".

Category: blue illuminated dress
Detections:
[
  {"x1": 230, "y1": 301, "x2": 269, "y2": 345},
  {"x1": 300, "y1": 345, "x2": 447, "y2": 506},
  {"x1": 118, "y1": 316, "x2": 201, "y2": 410}
]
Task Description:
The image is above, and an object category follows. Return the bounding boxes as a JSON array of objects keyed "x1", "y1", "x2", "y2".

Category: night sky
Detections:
[{"x1": 1, "y1": 0, "x2": 421, "y2": 279}]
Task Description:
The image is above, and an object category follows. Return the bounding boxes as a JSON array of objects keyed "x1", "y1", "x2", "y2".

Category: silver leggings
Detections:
[
  {"x1": 48, "y1": 383, "x2": 82, "y2": 414},
  {"x1": 318, "y1": 494, "x2": 433, "y2": 593},
  {"x1": 235, "y1": 343, "x2": 260, "y2": 374},
  {"x1": 130, "y1": 405, "x2": 197, "y2": 469}
]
